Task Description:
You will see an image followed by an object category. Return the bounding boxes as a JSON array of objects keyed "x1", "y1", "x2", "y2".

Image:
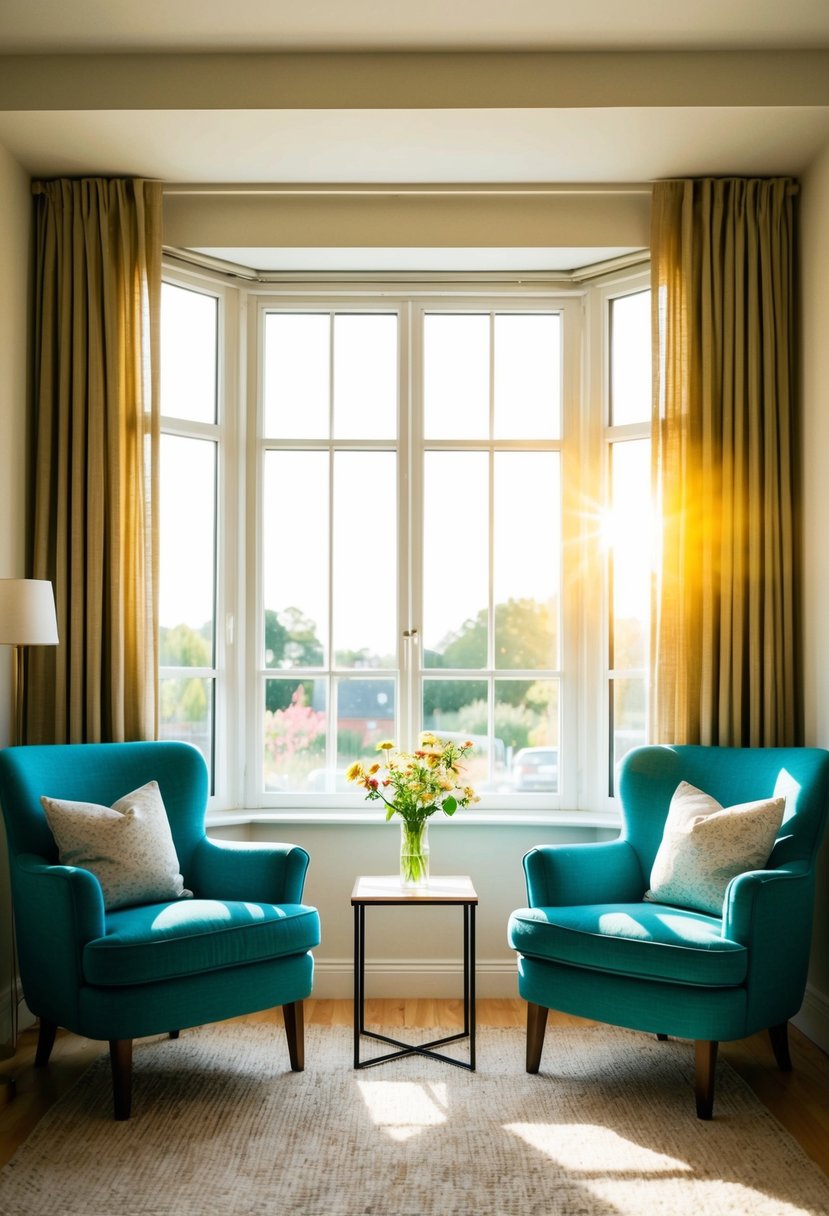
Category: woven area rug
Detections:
[{"x1": 2, "y1": 1023, "x2": 828, "y2": 1216}]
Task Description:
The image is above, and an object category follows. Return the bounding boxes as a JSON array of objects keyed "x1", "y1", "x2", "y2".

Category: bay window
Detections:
[{"x1": 159, "y1": 267, "x2": 651, "y2": 816}]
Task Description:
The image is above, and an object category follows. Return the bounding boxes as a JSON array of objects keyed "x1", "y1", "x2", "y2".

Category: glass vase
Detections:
[{"x1": 399, "y1": 819, "x2": 430, "y2": 888}]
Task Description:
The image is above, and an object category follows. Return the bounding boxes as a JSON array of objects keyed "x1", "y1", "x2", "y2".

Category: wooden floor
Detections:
[{"x1": 1, "y1": 1000, "x2": 828, "y2": 1175}]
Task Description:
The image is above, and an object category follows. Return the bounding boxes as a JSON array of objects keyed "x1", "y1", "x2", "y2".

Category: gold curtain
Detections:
[
  {"x1": 649, "y1": 178, "x2": 800, "y2": 746},
  {"x1": 27, "y1": 179, "x2": 162, "y2": 743}
]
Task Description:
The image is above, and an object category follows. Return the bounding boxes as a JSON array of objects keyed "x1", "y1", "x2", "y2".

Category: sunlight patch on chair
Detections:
[
  {"x1": 357, "y1": 1081, "x2": 448, "y2": 1142},
  {"x1": 505, "y1": 1123, "x2": 691, "y2": 1173},
  {"x1": 596, "y1": 912, "x2": 652, "y2": 938}
]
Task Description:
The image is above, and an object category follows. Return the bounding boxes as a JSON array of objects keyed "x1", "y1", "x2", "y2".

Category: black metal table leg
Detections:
[{"x1": 468, "y1": 901, "x2": 476, "y2": 1071}]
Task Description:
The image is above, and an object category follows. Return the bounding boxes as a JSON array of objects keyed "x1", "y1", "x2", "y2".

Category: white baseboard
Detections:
[
  {"x1": 313, "y1": 956, "x2": 518, "y2": 1000},
  {"x1": 792, "y1": 983, "x2": 829, "y2": 1054}
]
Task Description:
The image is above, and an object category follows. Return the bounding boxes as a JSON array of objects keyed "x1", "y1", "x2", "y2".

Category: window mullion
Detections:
[
  {"x1": 402, "y1": 301, "x2": 417, "y2": 752},
  {"x1": 327, "y1": 312, "x2": 336, "y2": 773}
]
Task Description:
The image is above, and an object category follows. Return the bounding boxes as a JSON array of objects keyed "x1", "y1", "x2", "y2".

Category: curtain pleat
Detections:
[
  {"x1": 27, "y1": 178, "x2": 162, "y2": 743},
  {"x1": 650, "y1": 178, "x2": 800, "y2": 747}
]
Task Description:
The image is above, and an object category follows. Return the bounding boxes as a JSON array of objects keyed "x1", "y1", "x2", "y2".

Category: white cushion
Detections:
[
  {"x1": 646, "y1": 781, "x2": 785, "y2": 916},
  {"x1": 41, "y1": 781, "x2": 191, "y2": 911}
]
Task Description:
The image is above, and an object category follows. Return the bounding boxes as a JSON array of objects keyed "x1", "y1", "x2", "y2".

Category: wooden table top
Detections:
[{"x1": 351, "y1": 875, "x2": 478, "y2": 903}]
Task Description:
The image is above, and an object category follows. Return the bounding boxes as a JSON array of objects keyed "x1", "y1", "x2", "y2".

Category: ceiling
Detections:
[
  {"x1": 2, "y1": 1, "x2": 828, "y2": 53},
  {"x1": 1, "y1": 2, "x2": 828, "y2": 272}
]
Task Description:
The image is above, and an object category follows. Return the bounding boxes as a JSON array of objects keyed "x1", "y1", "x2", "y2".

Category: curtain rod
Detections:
[{"x1": 161, "y1": 182, "x2": 653, "y2": 198}]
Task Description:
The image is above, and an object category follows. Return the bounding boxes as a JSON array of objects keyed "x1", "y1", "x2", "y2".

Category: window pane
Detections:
[
  {"x1": 263, "y1": 451, "x2": 328, "y2": 668},
  {"x1": 264, "y1": 678, "x2": 327, "y2": 791},
  {"x1": 333, "y1": 314, "x2": 397, "y2": 439},
  {"x1": 612, "y1": 676, "x2": 647, "y2": 774},
  {"x1": 264, "y1": 313, "x2": 330, "y2": 438},
  {"x1": 160, "y1": 676, "x2": 214, "y2": 772},
  {"x1": 333, "y1": 452, "x2": 397, "y2": 667},
  {"x1": 498, "y1": 678, "x2": 559, "y2": 792},
  {"x1": 422, "y1": 678, "x2": 490, "y2": 789},
  {"x1": 336, "y1": 677, "x2": 396, "y2": 766},
  {"x1": 609, "y1": 439, "x2": 651, "y2": 671},
  {"x1": 494, "y1": 452, "x2": 559, "y2": 669},
  {"x1": 161, "y1": 283, "x2": 217, "y2": 424},
  {"x1": 159, "y1": 435, "x2": 216, "y2": 665},
  {"x1": 424, "y1": 314, "x2": 489, "y2": 439},
  {"x1": 423, "y1": 452, "x2": 488, "y2": 667},
  {"x1": 494, "y1": 313, "x2": 560, "y2": 439},
  {"x1": 611, "y1": 291, "x2": 651, "y2": 426}
]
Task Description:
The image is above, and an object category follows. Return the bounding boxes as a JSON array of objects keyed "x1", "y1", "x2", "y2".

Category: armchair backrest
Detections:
[
  {"x1": 0, "y1": 741, "x2": 209, "y2": 877},
  {"x1": 617, "y1": 745, "x2": 829, "y2": 880}
]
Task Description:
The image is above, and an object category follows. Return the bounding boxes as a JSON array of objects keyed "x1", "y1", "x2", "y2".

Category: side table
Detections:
[{"x1": 352, "y1": 874, "x2": 477, "y2": 1071}]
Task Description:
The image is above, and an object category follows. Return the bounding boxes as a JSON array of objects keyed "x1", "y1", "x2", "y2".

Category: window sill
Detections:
[{"x1": 205, "y1": 807, "x2": 622, "y2": 830}]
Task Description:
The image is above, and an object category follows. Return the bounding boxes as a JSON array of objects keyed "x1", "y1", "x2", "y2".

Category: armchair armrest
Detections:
[
  {"x1": 722, "y1": 864, "x2": 815, "y2": 1028},
  {"x1": 189, "y1": 837, "x2": 311, "y2": 904},
  {"x1": 12, "y1": 853, "x2": 106, "y2": 1024},
  {"x1": 723, "y1": 863, "x2": 812, "y2": 944},
  {"x1": 523, "y1": 839, "x2": 644, "y2": 907}
]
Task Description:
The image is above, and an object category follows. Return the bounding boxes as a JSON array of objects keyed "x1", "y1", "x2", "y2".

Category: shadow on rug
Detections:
[{"x1": 1, "y1": 1023, "x2": 827, "y2": 1216}]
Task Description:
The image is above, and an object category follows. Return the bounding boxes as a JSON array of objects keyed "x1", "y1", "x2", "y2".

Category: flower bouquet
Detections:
[{"x1": 346, "y1": 733, "x2": 479, "y2": 886}]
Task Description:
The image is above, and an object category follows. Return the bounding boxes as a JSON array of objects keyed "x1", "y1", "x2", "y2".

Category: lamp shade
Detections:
[{"x1": 0, "y1": 579, "x2": 59, "y2": 646}]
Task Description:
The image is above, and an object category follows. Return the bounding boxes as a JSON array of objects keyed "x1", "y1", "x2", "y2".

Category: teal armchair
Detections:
[
  {"x1": 508, "y1": 745, "x2": 829, "y2": 1117},
  {"x1": 0, "y1": 741, "x2": 320, "y2": 1119}
]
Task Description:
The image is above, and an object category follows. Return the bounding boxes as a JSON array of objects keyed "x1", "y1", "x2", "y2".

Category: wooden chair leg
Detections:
[
  {"x1": 109, "y1": 1039, "x2": 133, "y2": 1121},
  {"x1": 34, "y1": 1019, "x2": 58, "y2": 1067},
  {"x1": 695, "y1": 1039, "x2": 718, "y2": 1120},
  {"x1": 768, "y1": 1021, "x2": 792, "y2": 1071},
  {"x1": 169, "y1": 1030, "x2": 180, "y2": 1040},
  {"x1": 656, "y1": 1034, "x2": 669, "y2": 1041},
  {"x1": 526, "y1": 1001, "x2": 549, "y2": 1074},
  {"x1": 282, "y1": 1001, "x2": 305, "y2": 1072}
]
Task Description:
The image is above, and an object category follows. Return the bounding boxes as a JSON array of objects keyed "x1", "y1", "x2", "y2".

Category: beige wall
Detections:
[
  {"x1": 163, "y1": 190, "x2": 650, "y2": 252},
  {"x1": 0, "y1": 139, "x2": 31, "y2": 1049},
  {"x1": 798, "y1": 132, "x2": 829, "y2": 1051}
]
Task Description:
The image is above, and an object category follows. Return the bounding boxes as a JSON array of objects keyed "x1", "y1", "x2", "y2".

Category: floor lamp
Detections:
[{"x1": 0, "y1": 578, "x2": 59, "y2": 1101}]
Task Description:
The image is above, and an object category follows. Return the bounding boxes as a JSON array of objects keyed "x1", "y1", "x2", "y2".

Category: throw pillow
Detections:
[
  {"x1": 41, "y1": 780, "x2": 192, "y2": 911},
  {"x1": 646, "y1": 780, "x2": 785, "y2": 916}
]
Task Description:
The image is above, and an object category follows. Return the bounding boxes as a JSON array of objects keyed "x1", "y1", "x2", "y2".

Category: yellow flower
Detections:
[
  {"x1": 345, "y1": 761, "x2": 364, "y2": 783},
  {"x1": 419, "y1": 732, "x2": 439, "y2": 747},
  {"x1": 376, "y1": 739, "x2": 396, "y2": 751},
  {"x1": 368, "y1": 762, "x2": 381, "y2": 775}
]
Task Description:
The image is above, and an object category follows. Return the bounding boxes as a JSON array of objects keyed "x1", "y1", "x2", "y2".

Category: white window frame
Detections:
[
  {"x1": 160, "y1": 263, "x2": 650, "y2": 822},
  {"x1": 249, "y1": 296, "x2": 408, "y2": 811},
  {"x1": 585, "y1": 266, "x2": 653, "y2": 809},
  {"x1": 159, "y1": 265, "x2": 242, "y2": 810}
]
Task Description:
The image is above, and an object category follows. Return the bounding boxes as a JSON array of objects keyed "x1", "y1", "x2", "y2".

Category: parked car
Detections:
[{"x1": 512, "y1": 747, "x2": 559, "y2": 792}]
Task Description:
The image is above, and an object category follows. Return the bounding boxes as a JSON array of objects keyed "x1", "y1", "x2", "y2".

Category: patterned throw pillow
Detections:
[
  {"x1": 41, "y1": 780, "x2": 192, "y2": 911},
  {"x1": 646, "y1": 780, "x2": 785, "y2": 916}
]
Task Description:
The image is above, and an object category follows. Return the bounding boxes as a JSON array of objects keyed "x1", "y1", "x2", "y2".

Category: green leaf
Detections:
[
  {"x1": 385, "y1": 805, "x2": 396, "y2": 821},
  {"x1": 442, "y1": 795, "x2": 457, "y2": 816}
]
